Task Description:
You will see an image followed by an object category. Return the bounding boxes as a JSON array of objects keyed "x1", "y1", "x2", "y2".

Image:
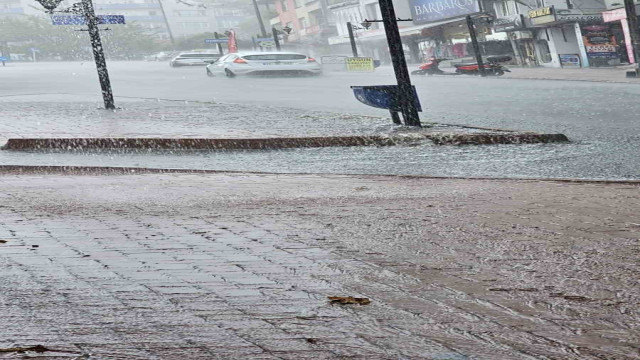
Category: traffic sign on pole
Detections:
[
  {"x1": 51, "y1": 15, "x2": 125, "y2": 25},
  {"x1": 98, "y1": 15, "x2": 125, "y2": 24},
  {"x1": 204, "y1": 39, "x2": 228, "y2": 44}
]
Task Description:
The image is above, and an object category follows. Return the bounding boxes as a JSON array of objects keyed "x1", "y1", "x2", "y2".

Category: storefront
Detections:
[
  {"x1": 602, "y1": 8, "x2": 636, "y2": 64},
  {"x1": 493, "y1": 14, "x2": 537, "y2": 66},
  {"x1": 526, "y1": 6, "x2": 615, "y2": 67}
]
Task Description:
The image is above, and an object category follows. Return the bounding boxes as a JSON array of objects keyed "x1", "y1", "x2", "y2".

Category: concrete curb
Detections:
[
  {"x1": 0, "y1": 165, "x2": 638, "y2": 185},
  {"x1": 1, "y1": 133, "x2": 569, "y2": 151}
]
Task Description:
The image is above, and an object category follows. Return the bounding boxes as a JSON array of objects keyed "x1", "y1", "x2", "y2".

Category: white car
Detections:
[
  {"x1": 205, "y1": 51, "x2": 322, "y2": 78},
  {"x1": 170, "y1": 52, "x2": 222, "y2": 67}
]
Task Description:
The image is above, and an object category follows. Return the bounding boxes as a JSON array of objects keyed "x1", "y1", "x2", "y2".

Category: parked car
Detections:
[
  {"x1": 205, "y1": 52, "x2": 322, "y2": 78},
  {"x1": 170, "y1": 52, "x2": 222, "y2": 67}
]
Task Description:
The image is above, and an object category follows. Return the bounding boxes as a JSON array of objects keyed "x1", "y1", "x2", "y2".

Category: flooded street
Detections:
[{"x1": 2, "y1": 62, "x2": 640, "y2": 180}]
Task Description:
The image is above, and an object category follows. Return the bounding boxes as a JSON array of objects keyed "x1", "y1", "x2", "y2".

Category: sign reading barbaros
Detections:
[{"x1": 411, "y1": 0, "x2": 480, "y2": 24}]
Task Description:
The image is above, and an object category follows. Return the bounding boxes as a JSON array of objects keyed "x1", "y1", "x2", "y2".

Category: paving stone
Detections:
[{"x1": 0, "y1": 173, "x2": 638, "y2": 359}]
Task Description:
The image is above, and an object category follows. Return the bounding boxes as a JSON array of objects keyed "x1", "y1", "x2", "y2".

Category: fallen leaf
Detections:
[{"x1": 328, "y1": 296, "x2": 371, "y2": 305}]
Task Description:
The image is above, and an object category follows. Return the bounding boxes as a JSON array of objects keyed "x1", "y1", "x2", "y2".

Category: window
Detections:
[
  {"x1": 281, "y1": 0, "x2": 288, "y2": 11},
  {"x1": 498, "y1": 1, "x2": 511, "y2": 16},
  {"x1": 294, "y1": 0, "x2": 303, "y2": 8},
  {"x1": 179, "y1": 22, "x2": 209, "y2": 30},
  {"x1": 213, "y1": 8, "x2": 227, "y2": 16},
  {"x1": 299, "y1": 17, "x2": 309, "y2": 28},
  {"x1": 175, "y1": 10, "x2": 207, "y2": 17}
]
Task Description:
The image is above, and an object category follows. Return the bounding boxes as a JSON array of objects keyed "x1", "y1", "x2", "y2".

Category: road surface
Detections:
[{"x1": 1, "y1": 62, "x2": 639, "y2": 180}]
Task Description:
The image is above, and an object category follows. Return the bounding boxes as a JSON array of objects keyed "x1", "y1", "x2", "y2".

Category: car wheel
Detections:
[
  {"x1": 206, "y1": 69, "x2": 214, "y2": 77},
  {"x1": 494, "y1": 69, "x2": 505, "y2": 76},
  {"x1": 225, "y1": 69, "x2": 236, "y2": 78}
]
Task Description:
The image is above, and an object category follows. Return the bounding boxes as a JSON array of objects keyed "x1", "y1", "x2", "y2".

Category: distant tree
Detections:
[
  {"x1": 0, "y1": 16, "x2": 162, "y2": 60},
  {"x1": 101, "y1": 23, "x2": 165, "y2": 59},
  {"x1": 174, "y1": 32, "x2": 221, "y2": 51}
]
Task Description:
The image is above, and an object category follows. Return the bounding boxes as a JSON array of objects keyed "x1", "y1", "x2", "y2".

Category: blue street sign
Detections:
[
  {"x1": 0, "y1": 56, "x2": 8, "y2": 61},
  {"x1": 51, "y1": 15, "x2": 125, "y2": 25},
  {"x1": 351, "y1": 85, "x2": 422, "y2": 112},
  {"x1": 255, "y1": 37, "x2": 274, "y2": 42},
  {"x1": 204, "y1": 38, "x2": 228, "y2": 44},
  {"x1": 98, "y1": 15, "x2": 125, "y2": 24},
  {"x1": 51, "y1": 15, "x2": 85, "y2": 25}
]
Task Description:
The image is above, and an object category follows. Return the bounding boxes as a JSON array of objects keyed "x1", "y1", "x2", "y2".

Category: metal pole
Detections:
[
  {"x1": 624, "y1": 0, "x2": 640, "y2": 72},
  {"x1": 466, "y1": 15, "x2": 486, "y2": 77},
  {"x1": 156, "y1": 0, "x2": 175, "y2": 45},
  {"x1": 251, "y1": 0, "x2": 267, "y2": 37},
  {"x1": 377, "y1": 0, "x2": 421, "y2": 127},
  {"x1": 347, "y1": 22, "x2": 358, "y2": 57},
  {"x1": 1, "y1": 41, "x2": 8, "y2": 66},
  {"x1": 214, "y1": 32, "x2": 224, "y2": 55},
  {"x1": 272, "y1": 27, "x2": 281, "y2": 51},
  {"x1": 82, "y1": 0, "x2": 115, "y2": 110}
]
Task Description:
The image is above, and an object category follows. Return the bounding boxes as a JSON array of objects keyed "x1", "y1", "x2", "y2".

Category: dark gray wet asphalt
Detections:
[{"x1": 1, "y1": 62, "x2": 639, "y2": 179}]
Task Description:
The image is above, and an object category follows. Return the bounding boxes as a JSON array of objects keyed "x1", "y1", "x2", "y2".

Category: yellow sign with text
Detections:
[
  {"x1": 346, "y1": 57, "x2": 375, "y2": 72},
  {"x1": 528, "y1": 7, "x2": 552, "y2": 18}
]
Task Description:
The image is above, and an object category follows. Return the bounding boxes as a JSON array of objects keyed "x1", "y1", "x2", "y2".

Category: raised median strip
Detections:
[{"x1": 1, "y1": 133, "x2": 569, "y2": 151}]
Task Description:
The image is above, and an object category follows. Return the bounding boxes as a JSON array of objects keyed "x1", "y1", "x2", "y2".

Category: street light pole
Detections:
[
  {"x1": 377, "y1": 0, "x2": 421, "y2": 127},
  {"x1": 623, "y1": 0, "x2": 640, "y2": 74},
  {"x1": 251, "y1": 0, "x2": 267, "y2": 37},
  {"x1": 272, "y1": 27, "x2": 281, "y2": 51},
  {"x1": 214, "y1": 31, "x2": 224, "y2": 55},
  {"x1": 156, "y1": 0, "x2": 175, "y2": 44},
  {"x1": 82, "y1": 0, "x2": 115, "y2": 109},
  {"x1": 347, "y1": 22, "x2": 358, "y2": 57},
  {"x1": 466, "y1": 15, "x2": 486, "y2": 77}
]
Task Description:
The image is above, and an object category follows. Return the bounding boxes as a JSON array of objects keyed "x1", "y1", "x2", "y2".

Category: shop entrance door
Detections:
[{"x1": 518, "y1": 40, "x2": 538, "y2": 67}]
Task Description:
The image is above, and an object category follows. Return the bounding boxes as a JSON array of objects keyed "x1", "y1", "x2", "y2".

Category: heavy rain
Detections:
[{"x1": 1, "y1": 0, "x2": 640, "y2": 358}]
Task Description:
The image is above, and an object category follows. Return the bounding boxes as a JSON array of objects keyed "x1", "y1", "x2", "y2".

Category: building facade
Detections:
[
  {"x1": 326, "y1": 0, "x2": 512, "y2": 64},
  {"x1": 268, "y1": 0, "x2": 335, "y2": 52}
]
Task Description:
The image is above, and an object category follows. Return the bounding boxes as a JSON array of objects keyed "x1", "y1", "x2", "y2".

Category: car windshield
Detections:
[{"x1": 243, "y1": 54, "x2": 307, "y2": 61}]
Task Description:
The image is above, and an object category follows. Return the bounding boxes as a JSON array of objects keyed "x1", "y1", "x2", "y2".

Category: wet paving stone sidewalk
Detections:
[{"x1": 0, "y1": 171, "x2": 639, "y2": 359}]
